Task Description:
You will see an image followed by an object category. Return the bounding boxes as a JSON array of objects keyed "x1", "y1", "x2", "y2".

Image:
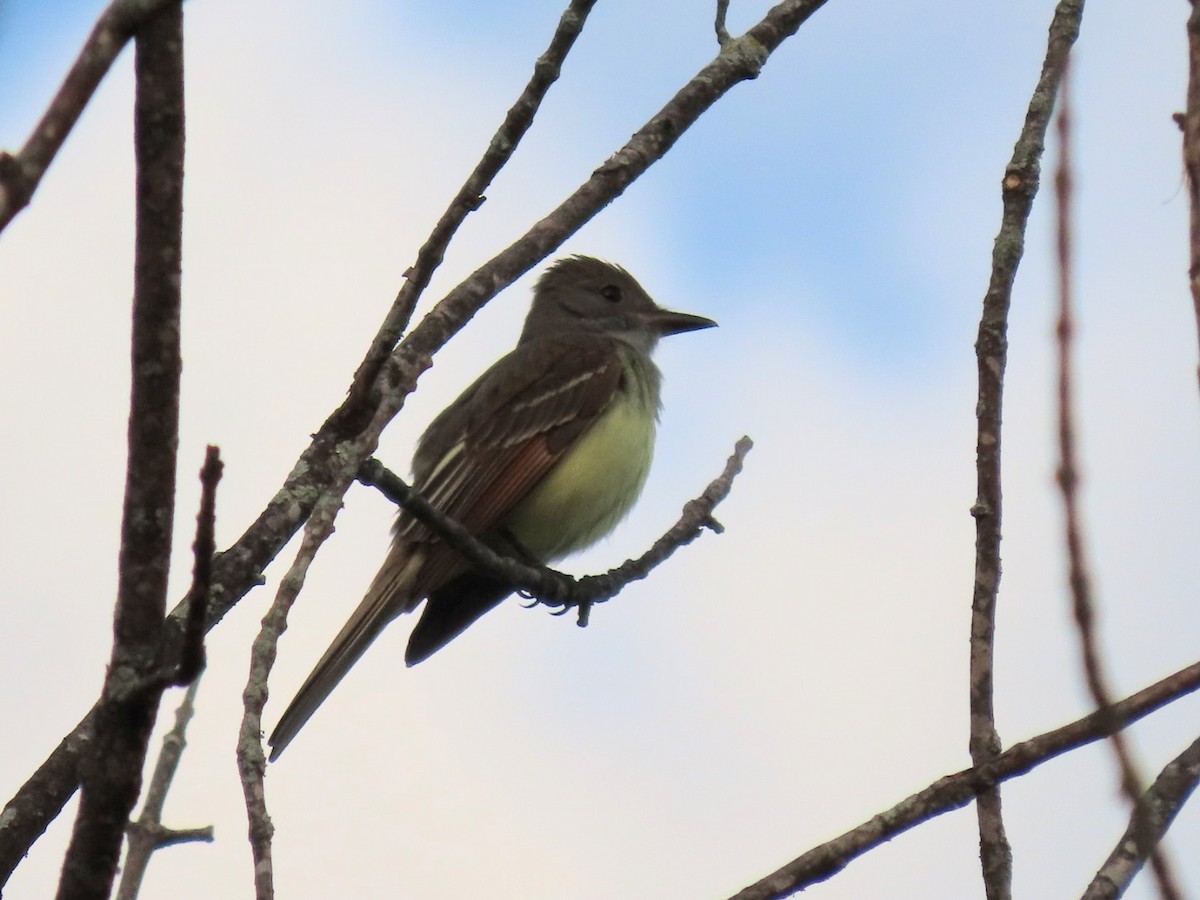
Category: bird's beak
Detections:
[{"x1": 643, "y1": 308, "x2": 718, "y2": 336}]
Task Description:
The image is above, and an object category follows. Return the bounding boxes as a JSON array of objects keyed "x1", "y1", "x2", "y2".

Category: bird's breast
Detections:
[{"x1": 501, "y1": 383, "x2": 657, "y2": 563}]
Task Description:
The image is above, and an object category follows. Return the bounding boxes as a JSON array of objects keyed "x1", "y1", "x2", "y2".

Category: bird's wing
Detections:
[{"x1": 404, "y1": 335, "x2": 624, "y2": 543}]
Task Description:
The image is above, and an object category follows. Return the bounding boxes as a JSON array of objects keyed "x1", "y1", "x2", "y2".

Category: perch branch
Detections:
[{"x1": 357, "y1": 436, "x2": 752, "y2": 624}]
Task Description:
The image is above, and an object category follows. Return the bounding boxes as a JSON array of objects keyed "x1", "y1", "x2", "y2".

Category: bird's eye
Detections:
[{"x1": 600, "y1": 284, "x2": 622, "y2": 302}]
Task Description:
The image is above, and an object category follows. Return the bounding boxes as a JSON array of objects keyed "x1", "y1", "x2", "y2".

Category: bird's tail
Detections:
[{"x1": 267, "y1": 549, "x2": 425, "y2": 761}]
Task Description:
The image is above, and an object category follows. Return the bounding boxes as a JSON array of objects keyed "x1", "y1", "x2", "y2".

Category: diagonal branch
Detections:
[
  {"x1": 727, "y1": 659, "x2": 1200, "y2": 900},
  {"x1": 54, "y1": 6, "x2": 185, "y2": 898},
  {"x1": 338, "y1": 0, "x2": 601, "y2": 426},
  {"x1": 357, "y1": 436, "x2": 752, "y2": 623},
  {"x1": 968, "y1": 3, "x2": 1085, "y2": 897},
  {"x1": 0, "y1": 0, "x2": 183, "y2": 233},
  {"x1": 1081, "y1": 734, "x2": 1200, "y2": 900}
]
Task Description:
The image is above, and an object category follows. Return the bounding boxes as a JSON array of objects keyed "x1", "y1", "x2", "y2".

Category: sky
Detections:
[{"x1": 1, "y1": 1, "x2": 1198, "y2": 898}]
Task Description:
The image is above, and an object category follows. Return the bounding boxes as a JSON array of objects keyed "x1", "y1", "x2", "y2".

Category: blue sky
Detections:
[{"x1": 2, "y1": 2, "x2": 1198, "y2": 899}]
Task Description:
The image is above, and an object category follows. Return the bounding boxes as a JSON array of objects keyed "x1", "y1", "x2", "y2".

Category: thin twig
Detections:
[
  {"x1": 968, "y1": 3, "x2": 1085, "y2": 897},
  {"x1": 1182, "y1": 1, "x2": 1200, "y2": 395},
  {"x1": 1054, "y1": 65, "x2": 1181, "y2": 900},
  {"x1": 1, "y1": 1, "x2": 832, "y2": 883},
  {"x1": 115, "y1": 678, "x2": 213, "y2": 900},
  {"x1": 358, "y1": 436, "x2": 752, "y2": 622},
  {"x1": 715, "y1": 0, "x2": 732, "y2": 45},
  {"x1": 726, "y1": 659, "x2": 1200, "y2": 900},
  {"x1": 173, "y1": 446, "x2": 223, "y2": 687},
  {"x1": 55, "y1": 7, "x2": 185, "y2": 898},
  {"x1": 0, "y1": 0, "x2": 182, "y2": 233},
  {"x1": 338, "y1": 0, "x2": 601, "y2": 427},
  {"x1": 236, "y1": 486, "x2": 351, "y2": 900},
  {"x1": 1081, "y1": 734, "x2": 1200, "y2": 900}
]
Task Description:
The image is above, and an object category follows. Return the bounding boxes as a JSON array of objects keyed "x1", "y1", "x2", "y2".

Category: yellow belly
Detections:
[{"x1": 502, "y1": 387, "x2": 656, "y2": 562}]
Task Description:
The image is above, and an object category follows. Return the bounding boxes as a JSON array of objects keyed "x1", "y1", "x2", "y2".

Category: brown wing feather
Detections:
[{"x1": 404, "y1": 335, "x2": 623, "y2": 543}]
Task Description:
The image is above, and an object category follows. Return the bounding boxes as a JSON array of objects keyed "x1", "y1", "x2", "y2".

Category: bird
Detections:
[{"x1": 268, "y1": 255, "x2": 716, "y2": 759}]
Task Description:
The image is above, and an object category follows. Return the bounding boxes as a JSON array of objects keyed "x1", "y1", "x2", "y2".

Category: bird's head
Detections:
[{"x1": 521, "y1": 256, "x2": 716, "y2": 351}]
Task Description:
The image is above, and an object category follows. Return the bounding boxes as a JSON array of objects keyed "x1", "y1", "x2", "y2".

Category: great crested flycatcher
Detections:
[{"x1": 268, "y1": 255, "x2": 716, "y2": 759}]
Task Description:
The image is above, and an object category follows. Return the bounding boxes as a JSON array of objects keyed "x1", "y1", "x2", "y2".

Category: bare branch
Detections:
[
  {"x1": 1053, "y1": 65, "x2": 1181, "y2": 900},
  {"x1": 968, "y1": 2, "x2": 1085, "y2": 896},
  {"x1": 55, "y1": 7, "x2": 185, "y2": 897},
  {"x1": 727, "y1": 659, "x2": 1200, "y2": 900},
  {"x1": 0, "y1": 0, "x2": 182, "y2": 233},
  {"x1": 1182, "y1": 1, "x2": 1200, "y2": 394},
  {"x1": 236, "y1": 486, "x2": 351, "y2": 900},
  {"x1": 1082, "y1": 735, "x2": 1200, "y2": 900},
  {"x1": 115, "y1": 679, "x2": 213, "y2": 900},
  {"x1": 338, "y1": 0, "x2": 601, "y2": 427},
  {"x1": 357, "y1": 436, "x2": 752, "y2": 623}
]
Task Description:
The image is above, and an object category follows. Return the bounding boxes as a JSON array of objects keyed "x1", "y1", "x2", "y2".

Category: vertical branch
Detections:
[
  {"x1": 1183, "y1": 2, "x2": 1200, "y2": 394},
  {"x1": 1053, "y1": 67, "x2": 1182, "y2": 900},
  {"x1": 236, "y1": 485, "x2": 352, "y2": 900},
  {"x1": 54, "y1": 4, "x2": 186, "y2": 898},
  {"x1": 969, "y1": 3, "x2": 1085, "y2": 897}
]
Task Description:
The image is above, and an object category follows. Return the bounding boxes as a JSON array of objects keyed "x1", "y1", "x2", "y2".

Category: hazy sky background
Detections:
[{"x1": 2, "y1": 1, "x2": 1198, "y2": 898}]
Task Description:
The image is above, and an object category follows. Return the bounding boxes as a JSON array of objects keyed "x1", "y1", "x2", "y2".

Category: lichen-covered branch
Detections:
[{"x1": 236, "y1": 486, "x2": 350, "y2": 900}]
